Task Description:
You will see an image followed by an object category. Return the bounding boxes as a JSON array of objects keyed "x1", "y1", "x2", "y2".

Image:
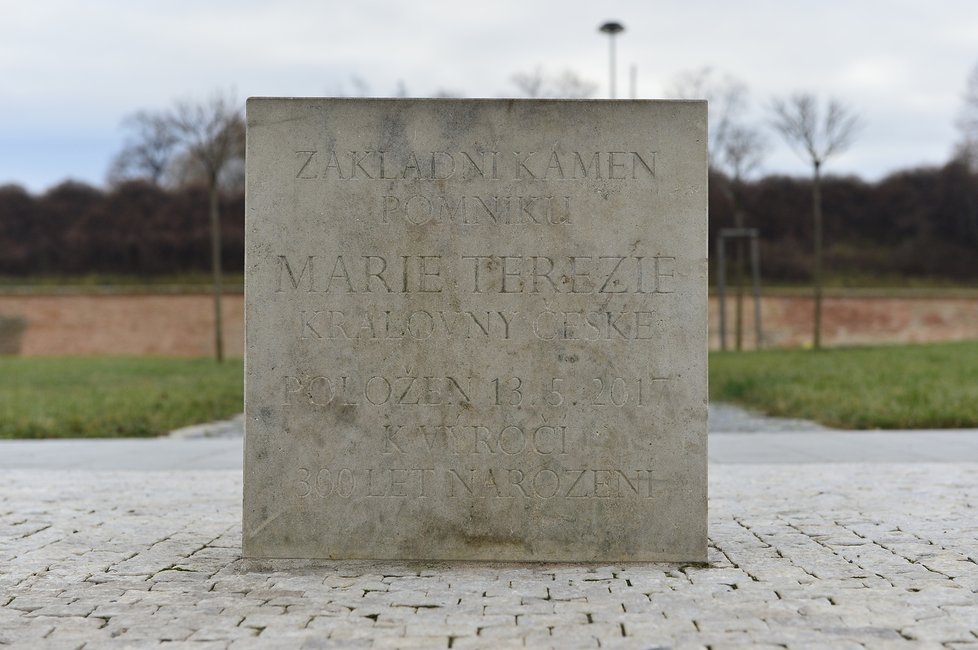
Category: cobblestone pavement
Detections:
[{"x1": 3, "y1": 465, "x2": 978, "y2": 649}]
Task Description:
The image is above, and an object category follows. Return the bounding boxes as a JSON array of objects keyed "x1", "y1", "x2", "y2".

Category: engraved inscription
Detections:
[
  {"x1": 281, "y1": 375, "x2": 672, "y2": 408},
  {"x1": 275, "y1": 254, "x2": 676, "y2": 295},
  {"x1": 277, "y1": 254, "x2": 445, "y2": 294},
  {"x1": 295, "y1": 466, "x2": 664, "y2": 499},
  {"x1": 297, "y1": 310, "x2": 518, "y2": 341},
  {"x1": 460, "y1": 255, "x2": 675, "y2": 294},
  {"x1": 294, "y1": 150, "x2": 656, "y2": 181},
  {"x1": 282, "y1": 375, "x2": 473, "y2": 407},
  {"x1": 381, "y1": 194, "x2": 572, "y2": 225},
  {"x1": 379, "y1": 422, "x2": 571, "y2": 456},
  {"x1": 295, "y1": 309, "x2": 659, "y2": 341}
]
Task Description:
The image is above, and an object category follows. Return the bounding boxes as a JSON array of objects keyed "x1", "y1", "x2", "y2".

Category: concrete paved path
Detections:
[
  {"x1": 0, "y1": 437, "x2": 244, "y2": 471},
  {"x1": 3, "y1": 404, "x2": 978, "y2": 470},
  {"x1": 5, "y1": 429, "x2": 978, "y2": 470}
]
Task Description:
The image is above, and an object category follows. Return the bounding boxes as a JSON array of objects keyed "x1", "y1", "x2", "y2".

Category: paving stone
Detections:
[{"x1": 450, "y1": 639, "x2": 525, "y2": 650}]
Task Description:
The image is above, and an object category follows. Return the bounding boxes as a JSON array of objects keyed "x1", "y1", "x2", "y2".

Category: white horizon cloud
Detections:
[{"x1": 2, "y1": 0, "x2": 977, "y2": 191}]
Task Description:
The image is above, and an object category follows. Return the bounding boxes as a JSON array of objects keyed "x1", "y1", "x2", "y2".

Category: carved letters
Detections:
[
  {"x1": 276, "y1": 254, "x2": 675, "y2": 295},
  {"x1": 295, "y1": 150, "x2": 655, "y2": 181},
  {"x1": 295, "y1": 466, "x2": 664, "y2": 500},
  {"x1": 273, "y1": 138, "x2": 675, "y2": 507}
]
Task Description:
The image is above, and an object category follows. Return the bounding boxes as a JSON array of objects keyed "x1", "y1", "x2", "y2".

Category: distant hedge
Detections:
[
  {"x1": 709, "y1": 162, "x2": 978, "y2": 283},
  {"x1": 3, "y1": 162, "x2": 977, "y2": 283},
  {"x1": 0, "y1": 181, "x2": 243, "y2": 277}
]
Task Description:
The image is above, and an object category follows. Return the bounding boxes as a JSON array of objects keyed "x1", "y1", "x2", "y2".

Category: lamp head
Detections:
[{"x1": 599, "y1": 21, "x2": 625, "y2": 35}]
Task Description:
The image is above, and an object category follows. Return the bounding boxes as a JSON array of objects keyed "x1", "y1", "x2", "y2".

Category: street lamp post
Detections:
[{"x1": 599, "y1": 21, "x2": 625, "y2": 99}]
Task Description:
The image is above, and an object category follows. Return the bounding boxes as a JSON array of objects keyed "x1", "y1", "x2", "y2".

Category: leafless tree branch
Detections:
[
  {"x1": 669, "y1": 67, "x2": 750, "y2": 171},
  {"x1": 511, "y1": 67, "x2": 546, "y2": 98},
  {"x1": 954, "y1": 62, "x2": 978, "y2": 168},
  {"x1": 769, "y1": 92, "x2": 862, "y2": 349},
  {"x1": 770, "y1": 93, "x2": 861, "y2": 166},
  {"x1": 510, "y1": 68, "x2": 597, "y2": 99},
  {"x1": 111, "y1": 89, "x2": 244, "y2": 361},
  {"x1": 721, "y1": 125, "x2": 767, "y2": 182},
  {"x1": 107, "y1": 110, "x2": 179, "y2": 187},
  {"x1": 166, "y1": 90, "x2": 244, "y2": 186}
]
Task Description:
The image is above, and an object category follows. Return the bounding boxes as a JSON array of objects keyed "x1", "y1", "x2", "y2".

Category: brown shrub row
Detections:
[{"x1": 2, "y1": 162, "x2": 977, "y2": 283}]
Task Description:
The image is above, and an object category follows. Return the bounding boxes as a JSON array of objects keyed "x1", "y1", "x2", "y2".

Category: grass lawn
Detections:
[
  {"x1": 0, "y1": 357, "x2": 243, "y2": 439},
  {"x1": 710, "y1": 341, "x2": 978, "y2": 429},
  {"x1": 5, "y1": 342, "x2": 977, "y2": 437}
]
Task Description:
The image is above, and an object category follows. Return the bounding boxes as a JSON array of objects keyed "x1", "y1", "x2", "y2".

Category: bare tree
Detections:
[
  {"x1": 349, "y1": 75, "x2": 371, "y2": 97},
  {"x1": 550, "y1": 70, "x2": 598, "y2": 99},
  {"x1": 718, "y1": 124, "x2": 767, "y2": 350},
  {"x1": 109, "y1": 93, "x2": 244, "y2": 361},
  {"x1": 954, "y1": 62, "x2": 978, "y2": 169},
  {"x1": 720, "y1": 125, "x2": 767, "y2": 183},
  {"x1": 164, "y1": 90, "x2": 245, "y2": 362},
  {"x1": 431, "y1": 88, "x2": 464, "y2": 98},
  {"x1": 669, "y1": 67, "x2": 749, "y2": 170},
  {"x1": 168, "y1": 146, "x2": 245, "y2": 193},
  {"x1": 328, "y1": 75, "x2": 372, "y2": 97},
  {"x1": 511, "y1": 68, "x2": 546, "y2": 98},
  {"x1": 770, "y1": 93, "x2": 862, "y2": 349},
  {"x1": 107, "y1": 111, "x2": 179, "y2": 187},
  {"x1": 510, "y1": 67, "x2": 597, "y2": 99},
  {"x1": 951, "y1": 62, "x2": 978, "y2": 247},
  {"x1": 671, "y1": 68, "x2": 766, "y2": 349}
]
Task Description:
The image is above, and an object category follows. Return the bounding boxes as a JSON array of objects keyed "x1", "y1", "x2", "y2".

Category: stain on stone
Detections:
[
  {"x1": 329, "y1": 403, "x2": 357, "y2": 425},
  {"x1": 460, "y1": 531, "x2": 525, "y2": 550}
]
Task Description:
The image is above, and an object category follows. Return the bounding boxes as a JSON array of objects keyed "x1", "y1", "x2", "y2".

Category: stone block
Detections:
[{"x1": 244, "y1": 98, "x2": 707, "y2": 561}]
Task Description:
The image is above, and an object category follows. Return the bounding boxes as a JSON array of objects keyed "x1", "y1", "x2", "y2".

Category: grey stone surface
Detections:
[
  {"x1": 710, "y1": 429, "x2": 978, "y2": 464},
  {"x1": 244, "y1": 98, "x2": 709, "y2": 561},
  {"x1": 0, "y1": 437, "x2": 244, "y2": 470},
  {"x1": 3, "y1": 464, "x2": 978, "y2": 648},
  {"x1": 170, "y1": 413, "x2": 246, "y2": 439},
  {"x1": 710, "y1": 402, "x2": 831, "y2": 433}
]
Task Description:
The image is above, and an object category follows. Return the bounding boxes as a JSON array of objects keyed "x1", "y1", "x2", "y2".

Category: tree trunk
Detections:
[
  {"x1": 734, "y1": 237, "x2": 746, "y2": 351},
  {"x1": 812, "y1": 160, "x2": 823, "y2": 350},
  {"x1": 209, "y1": 179, "x2": 224, "y2": 363}
]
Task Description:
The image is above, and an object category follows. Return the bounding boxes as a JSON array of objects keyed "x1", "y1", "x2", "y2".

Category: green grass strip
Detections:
[
  {"x1": 710, "y1": 341, "x2": 978, "y2": 429},
  {"x1": 4, "y1": 343, "x2": 977, "y2": 437},
  {"x1": 0, "y1": 357, "x2": 243, "y2": 439}
]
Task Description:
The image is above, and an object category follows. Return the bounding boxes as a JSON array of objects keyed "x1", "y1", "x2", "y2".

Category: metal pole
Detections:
[
  {"x1": 812, "y1": 160, "x2": 823, "y2": 349},
  {"x1": 750, "y1": 233, "x2": 762, "y2": 349},
  {"x1": 630, "y1": 64, "x2": 637, "y2": 99},
  {"x1": 717, "y1": 234, "x2": 727, "y2": 351},
  {"x1": 599, "y1": 22, "x2": 624, "y2": 100}
]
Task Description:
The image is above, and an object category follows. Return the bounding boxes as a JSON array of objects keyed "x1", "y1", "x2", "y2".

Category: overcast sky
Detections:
[{"x1": 3, "y1": 0, "x2": 978, "y2": 193}]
